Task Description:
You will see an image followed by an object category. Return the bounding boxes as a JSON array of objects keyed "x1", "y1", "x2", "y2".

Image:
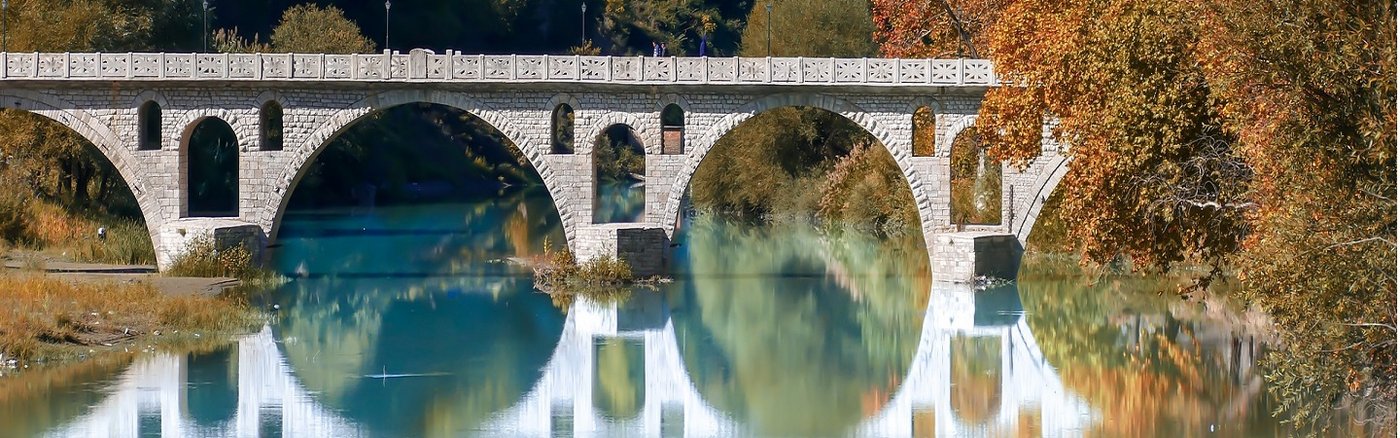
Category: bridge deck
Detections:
[{"x1": 0, "y1": 52, "x2": 996, "y2": 87}]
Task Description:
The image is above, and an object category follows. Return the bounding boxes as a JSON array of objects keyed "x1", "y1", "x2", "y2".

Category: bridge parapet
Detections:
[{"x1": 0, "y1": 51, "x2": 996, "y2": 87}]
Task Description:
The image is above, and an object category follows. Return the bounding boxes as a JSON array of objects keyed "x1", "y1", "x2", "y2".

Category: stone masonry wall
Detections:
[{"x1": 1, "y1": 79, "x2": 1065, "y2": 276}]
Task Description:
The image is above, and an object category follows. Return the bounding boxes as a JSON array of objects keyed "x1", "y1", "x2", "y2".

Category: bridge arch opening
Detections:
[
  {"x1": 661, "y1": 103, "x2": 685, "y2": 155},
  {"x1": 593, "y1": 123, "x2": 646, "y2": 224},
  {"x1": 551, "y1": 103, "x2": 575, "y2": 154},
  {"x1": 138, "y1": 101, "x2": 162, "y2": 150},
  {"x1": 948, "y1": 124, "x2": 1002, "y2": 226},
  {"x1": 181, "y1": 117, "x2": 240, "y2": 218},
  {"x1": 913, "y1": 105, "x2": 935, "y2": 157},
  {"x1": 272, "y1": 101, "x2": 567, "y2": 269},
  {"x1": 260, "y1": 100, "x2": 284, "y2": 151},
  {"x1": 0, "y1": 106, "x2": 156, "y2": 264},
  {"x1": 680, "y1": 103, "x2": 923, "y2": 242}
]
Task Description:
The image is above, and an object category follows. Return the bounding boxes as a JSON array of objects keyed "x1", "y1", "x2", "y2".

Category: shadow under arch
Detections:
[
  {"x1": 265, "y1": 91, "x2": 572, "y2": 245},
  {"x1": 178, "y1": 115, "x2": 240, "y2": 218},
  {"x1": 661, "y1": 93, "x2": 936, "y2": 254},
  {"x1": 0, "y1": 92, "x2": 160, "y2": 256}
]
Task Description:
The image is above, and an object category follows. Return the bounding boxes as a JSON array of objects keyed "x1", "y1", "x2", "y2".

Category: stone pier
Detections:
[
  {"x1": 574, "y1": 223, "x2": 670, "y2": 278},
  {"x1": 929, "y1": 232, "x2": 1024, "y2": 283}
]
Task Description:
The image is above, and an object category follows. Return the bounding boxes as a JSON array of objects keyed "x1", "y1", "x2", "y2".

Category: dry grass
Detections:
[
  {"x1": 4, "y1": 200, "x2": 156, "y2": 266},
  {"x1": 0, "y1": 273, "x2": 264, "y2": 365}
]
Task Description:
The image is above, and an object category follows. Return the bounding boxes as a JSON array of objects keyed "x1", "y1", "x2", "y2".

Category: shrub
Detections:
[
  {"x1": 166, "y1": 236, "x2": 257, "y2": 279},
  {"x1": 532, "y1": 238, "x2": 637, "y2": 296}
]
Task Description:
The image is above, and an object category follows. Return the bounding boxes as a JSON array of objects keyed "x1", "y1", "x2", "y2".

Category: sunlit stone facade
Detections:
[{"x1": 0, "y1": 51, "x2": 1066, "y2": 279}]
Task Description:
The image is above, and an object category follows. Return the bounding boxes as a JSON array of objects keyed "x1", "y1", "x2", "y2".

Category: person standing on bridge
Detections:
[{"x1": 652, "y1": 42, "x2": 660, "y2": 57}]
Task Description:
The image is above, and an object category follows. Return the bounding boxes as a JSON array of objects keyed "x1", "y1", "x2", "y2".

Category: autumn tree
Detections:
[
  {"x1": 876, "y1": 0, "x2": 1396, "y2": 432},
  {"x1": 1199, "y1": 0, "x2": 1396, "y2": 431},
  {"x1": 871, "y1": 0, "x2": 1015, "y2": 58}
]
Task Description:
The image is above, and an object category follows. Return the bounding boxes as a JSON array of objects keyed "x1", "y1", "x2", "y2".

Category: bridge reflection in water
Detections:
[{"x1": 44, "y1": 284, "x2": 1091, "y2": 437}]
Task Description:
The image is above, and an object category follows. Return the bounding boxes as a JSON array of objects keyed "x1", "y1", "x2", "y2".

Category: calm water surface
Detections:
[{"x1": 3, "y1": 189, "x2": 1284, "y2": 437}]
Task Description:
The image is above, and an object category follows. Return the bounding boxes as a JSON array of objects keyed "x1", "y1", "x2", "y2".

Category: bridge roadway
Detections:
[
  {"x1": 0, "y1": 51, "x2": 1069, "y2": 281},
  {"x1": 45, "y1": 283, "x2": 1093, "y2": 437}
]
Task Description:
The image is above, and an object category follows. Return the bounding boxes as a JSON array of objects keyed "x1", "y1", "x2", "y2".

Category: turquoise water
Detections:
[{"x1": 2, "y1": 189, "x2": 1285, "y2": 437}]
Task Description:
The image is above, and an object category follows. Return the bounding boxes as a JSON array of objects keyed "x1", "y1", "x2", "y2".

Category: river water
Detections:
[{"x1": 2, "y1": 187, "x2": 1286, "y2": 437}]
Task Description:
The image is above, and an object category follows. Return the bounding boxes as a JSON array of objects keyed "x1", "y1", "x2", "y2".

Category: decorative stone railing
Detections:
[{"x1": 0, "y1": 51, "x2": 996, "y2": 86}]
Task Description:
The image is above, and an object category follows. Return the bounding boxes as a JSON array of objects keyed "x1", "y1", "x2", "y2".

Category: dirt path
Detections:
[{"x1": 2, "y1": 252, "x2": 239, "y2": 296}]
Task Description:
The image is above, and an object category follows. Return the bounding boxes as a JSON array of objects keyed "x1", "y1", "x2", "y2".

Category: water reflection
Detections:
[
  {"x1": 10, "y1": 191, "x2": 1281, "y2": 437},
  {"x1": 594, "y1": 181, "x2": 645, "y2": 223}
]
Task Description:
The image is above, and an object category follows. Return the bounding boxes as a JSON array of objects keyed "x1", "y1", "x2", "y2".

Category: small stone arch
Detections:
[
  {"x1": 659, "y1": 97, "x2": 687, "y2": 155},
  {"x1": 179, "y1": 116, "x2": 241, "y2": 218},
  {"x1": 262, "y1": 89, "x2": 574, "y2": 246},
  {"x1": 938, "y1": 114, "x2": 979, "y2": 158},
  {"x1": 584, "y1": 111, "x2": 658, "y2": 155},
  {"x1": 130, "y1": 90, "x2": 171, "y2": 151},
  {"x1": 256, "y1": 91, "x2": 285, "y2": 152},
  {"x1": 547, "y1": 94, "x2": 580, "y2": 155},
  {"x1": 660, "y1": 93, "x2": 936, "y2": 246},
  {"x1": 171, "y1": 109, "x2": 256, "y2": 153}
]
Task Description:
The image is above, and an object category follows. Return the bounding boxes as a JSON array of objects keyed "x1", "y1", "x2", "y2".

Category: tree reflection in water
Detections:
[{"x1": 668, "y1": 215, "x2": 930, "y2": 436}]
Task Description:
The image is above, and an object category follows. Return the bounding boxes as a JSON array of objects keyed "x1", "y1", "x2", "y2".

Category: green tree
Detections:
[
  {"x1": 737, "y1": 0, "x2": 876, "y2": 58},
  {"x1": 269, "y1": 4, "x2": 375, "y2": 53}
]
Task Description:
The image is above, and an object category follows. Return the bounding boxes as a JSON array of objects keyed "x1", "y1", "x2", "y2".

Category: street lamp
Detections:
[
  {"x1": 201, "y1": 0, "x2": 208, "y2": 52},
  {"x1": 3, "y1": 0, "x2": 9, "y2": 53},
  {"x1": 580, "y1": 2, "x2": 587, "y2": 46},
  {"x1": 384, "y1": 1, "x2": 391, "y2": 51},
  {"x1": 765, "y1": 2, "x2": 773, "y2": 56}
]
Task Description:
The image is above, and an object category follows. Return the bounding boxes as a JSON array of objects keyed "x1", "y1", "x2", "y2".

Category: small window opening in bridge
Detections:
[
  {"x1": 593, "y1": 337, "x2": 646, "y2": 421},
  {"x1": 949, "y1": 125, "x2": 1002, "y2": 226},
  {"x1": 184, "y1": 117, "x2": 240, "y2": 217},
  {"x1": 912, "y1": 105, "x2": 935, "y2": 157},
  {"x1": 138, "y1": 101, "x2": 162, "y2": 150},
  {"x1": 552, "y1": 104, "x2": 575, "y2": 154},
  {"x1": 260, "y1": 100, "x2": 284, "y2": 151},
  {"x1": 661, "y1": 104, "x2": 685, "y2": 155},
  {"x1": 594, "y1": 124, "x2": 646, "y2": 223},
  {"x1": 950, "y1": 335, "x2": 1003, "y2": 426}
]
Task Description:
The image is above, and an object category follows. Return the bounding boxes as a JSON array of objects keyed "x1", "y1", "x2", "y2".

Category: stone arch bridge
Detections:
[{"x1": 0, "y1": 51, "x2": 1068, "y2": 281}]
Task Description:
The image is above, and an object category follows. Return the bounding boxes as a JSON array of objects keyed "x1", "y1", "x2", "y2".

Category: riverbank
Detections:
[{"x1": 0, "y1": 252, "x2": 266, "y2": 374}]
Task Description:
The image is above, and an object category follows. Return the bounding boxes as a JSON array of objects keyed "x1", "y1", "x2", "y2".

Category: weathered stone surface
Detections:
[
  {"x1": 575, "y1": 223, "x2": 670, "y2": 278},
  {"x1": 0, "y1": 52, "x2": 1066, "y2": 278},
  {"x1": 929, "y1": 232, "x2": 1023, "y2": 283}
]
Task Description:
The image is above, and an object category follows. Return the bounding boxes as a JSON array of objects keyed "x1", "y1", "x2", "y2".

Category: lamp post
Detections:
[
  {"x1": 384, "y1": 1, "x2": 391, "y2": 51},
  {"x1": 765, "y1": 2, "x2": 773, "y2": 56},
  {"x1": 580, "y1": 2, "x2": 587, "y2": 46},
  {"x1": 201, "y1": 0, "x2": 208, "y2": 52},
  {"x1": 3, "y1": 0, "x2": 8, "y2": 53}
]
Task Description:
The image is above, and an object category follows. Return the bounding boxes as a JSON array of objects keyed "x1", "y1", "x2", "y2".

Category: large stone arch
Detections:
[
  {"x1": 0, "y1": 90, "x2": 168, "y2": 259},
  {"x1": 260, "y1": 90, "x2": 576, "y2": 245},
  {"x1": 659, "y1": 93, "x2": 938, "y2": 249},
  {"x1": 1010, "y1": 155, "x2": 1072, "y2": 245}
]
